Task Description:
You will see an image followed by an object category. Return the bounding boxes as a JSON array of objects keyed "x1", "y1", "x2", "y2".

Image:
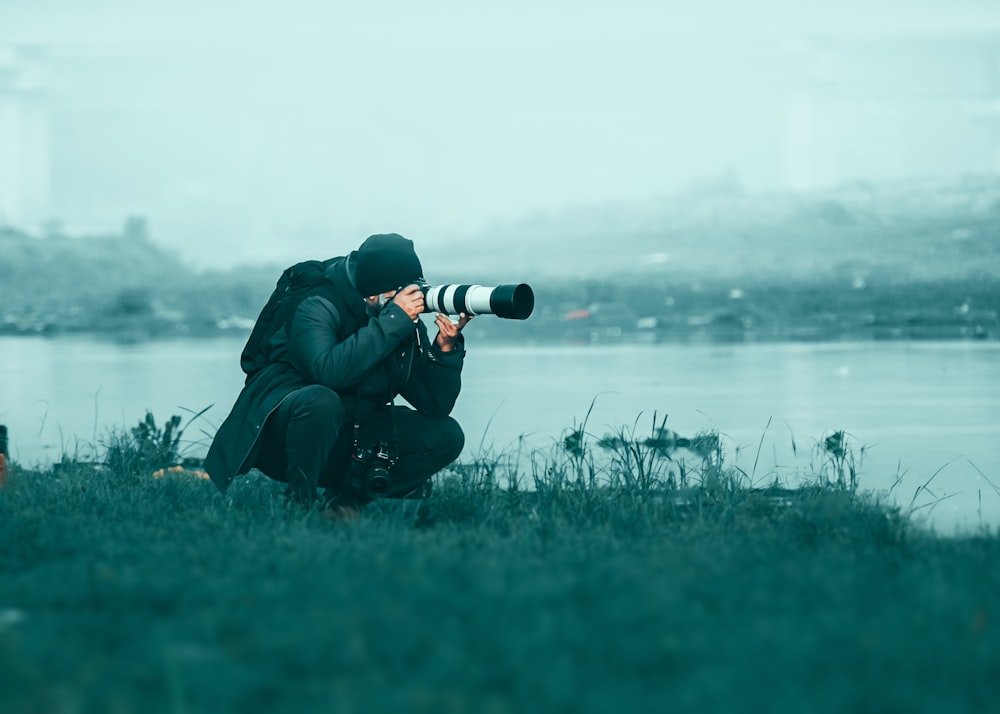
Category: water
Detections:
[{"x1": 3, "y1": 336, "x2": 998, "y2": 533}]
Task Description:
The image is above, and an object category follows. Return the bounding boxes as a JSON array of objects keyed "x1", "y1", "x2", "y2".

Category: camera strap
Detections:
[
  {"x1": 387, "y1": 398, "x2": 400, "y2": 467},
  {"x1": 349, "y1": 320, "x2": 420, "y2": 467}
]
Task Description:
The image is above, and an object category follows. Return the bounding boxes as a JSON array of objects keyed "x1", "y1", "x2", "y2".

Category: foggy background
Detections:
[
  {"x1": 2, "y1": 2, "x2": 999, "y2": 536},
  {"x1": 2, "y1": 0, "x2": 1000, "y2": 277}
]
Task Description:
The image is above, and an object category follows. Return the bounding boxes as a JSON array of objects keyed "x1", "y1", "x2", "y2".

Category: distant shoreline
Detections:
[
  {"x1": 4, "y1": 272, "x2": 996, "y2": 344},
  {"x1": 0, "y1": 316, "x2": 994, "y2": 346},
  {"x1": 4, "y1": 175, "x2": 997, "y2": 346}
]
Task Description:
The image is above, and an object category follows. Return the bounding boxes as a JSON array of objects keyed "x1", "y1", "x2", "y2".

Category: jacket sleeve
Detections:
[
  {"x1": 398, "y1": 320, "x2": 465, "y2": 418},
  {"x1": 286, "y1": 295, "x2": 416, "y2": 391}
]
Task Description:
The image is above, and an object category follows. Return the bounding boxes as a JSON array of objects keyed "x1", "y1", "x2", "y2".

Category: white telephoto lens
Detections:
[{"x1": 464, "y1": 286, "x2": 494, "y2": 316}]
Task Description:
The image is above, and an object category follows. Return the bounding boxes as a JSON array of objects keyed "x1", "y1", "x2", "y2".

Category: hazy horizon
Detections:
[{"x1": 2, "y1": 1, "x2": 999, "y2": 269}]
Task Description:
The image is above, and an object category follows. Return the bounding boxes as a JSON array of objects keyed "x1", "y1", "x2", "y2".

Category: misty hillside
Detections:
[
  {"x1": 429, "y1": 176, "x2": 1000, "y2": 284},
  {"x1": 2, "y1": 177, "x2": 998, "y2": 341},
  {"x1": 0, "y1": 222, "x2": 276, "y2": 336}
]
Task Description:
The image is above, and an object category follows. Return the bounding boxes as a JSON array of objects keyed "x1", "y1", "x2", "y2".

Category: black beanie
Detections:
[{"x1": 354, "y1": 233, "x2": 424, "y2": 296}]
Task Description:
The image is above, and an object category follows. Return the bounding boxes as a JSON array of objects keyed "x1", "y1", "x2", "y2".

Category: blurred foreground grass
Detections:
[{"x1": 1, "y1": 417, "x2": 998, "y2": 714}]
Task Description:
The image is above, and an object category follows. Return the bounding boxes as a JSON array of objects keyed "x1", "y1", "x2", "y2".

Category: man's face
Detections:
[{"x1": 365, "y1": 289, "x2": 397, "y2": 310}]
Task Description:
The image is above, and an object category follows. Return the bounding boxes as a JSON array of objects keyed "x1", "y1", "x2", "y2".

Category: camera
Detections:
[
  {"x1": 414, "y1": 279, "x2": 534, "y2": 320},
  {"x1": 349, "y1": 440, "x2": 395, "y2": 499}
]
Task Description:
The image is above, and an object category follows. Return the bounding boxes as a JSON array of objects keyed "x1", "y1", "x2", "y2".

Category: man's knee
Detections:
[
  {"x1": 287, "y1": 385, "x2": 346, "y2": 427},
  {"x1": 436, "y1": 416, "x2": 465, "y2": 463}
]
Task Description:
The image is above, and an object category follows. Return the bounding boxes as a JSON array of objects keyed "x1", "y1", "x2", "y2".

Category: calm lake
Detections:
[{"x1": 3, "y1": 335, "x2": 999, "y2": 533}]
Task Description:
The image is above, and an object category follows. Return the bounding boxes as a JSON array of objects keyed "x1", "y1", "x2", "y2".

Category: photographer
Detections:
[{"x1": 204, "y1": 233, "x2": 471, "y2": 515}]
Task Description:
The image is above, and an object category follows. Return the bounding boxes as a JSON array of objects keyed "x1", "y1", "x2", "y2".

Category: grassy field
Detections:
[{"x1": 1, "y1": 419, "x2": 998, "y2": 714}]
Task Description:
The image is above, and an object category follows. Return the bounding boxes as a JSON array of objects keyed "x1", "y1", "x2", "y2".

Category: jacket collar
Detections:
[{"x1": 325, "y1": 255, "x2": 369, "y2": 325}]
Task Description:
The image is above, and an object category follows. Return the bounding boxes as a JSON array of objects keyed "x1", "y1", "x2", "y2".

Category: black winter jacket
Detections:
[{"x1": 204, "y1": 258, "x2": 465, "y2": 493}]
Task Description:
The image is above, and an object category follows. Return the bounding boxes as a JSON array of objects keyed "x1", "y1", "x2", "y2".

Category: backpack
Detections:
[{"x1": 240, "y1": 257, "x2": 353, "y2": 379}]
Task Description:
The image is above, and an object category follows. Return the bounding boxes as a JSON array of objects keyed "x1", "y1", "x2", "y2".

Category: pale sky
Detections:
[{"x1": 2, "y1": 1, "x2": 999, "y2": 267}]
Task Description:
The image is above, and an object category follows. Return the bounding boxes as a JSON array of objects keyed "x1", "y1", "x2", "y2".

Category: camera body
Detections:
[{"x1": 349, "y1": 440, "x2": 396, "y2": 499}]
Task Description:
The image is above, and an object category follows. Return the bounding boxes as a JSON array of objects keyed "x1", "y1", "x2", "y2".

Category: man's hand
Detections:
[
  {"x1": 435, "y1": 312, "x2": 473, "y2": 352},
  {"x1": 392, "y1": 284, "x2": 425, "y2": 321}
]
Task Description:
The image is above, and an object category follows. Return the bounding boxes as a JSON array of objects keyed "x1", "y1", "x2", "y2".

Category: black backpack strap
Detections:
[{"x1": 295, "y1": 259, "x2": 366, "y2": 343}]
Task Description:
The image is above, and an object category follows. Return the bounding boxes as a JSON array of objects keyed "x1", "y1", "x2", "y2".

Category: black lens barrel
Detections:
[{"x1": 489, "y1": 283, "x2": 534, "y2": 320}]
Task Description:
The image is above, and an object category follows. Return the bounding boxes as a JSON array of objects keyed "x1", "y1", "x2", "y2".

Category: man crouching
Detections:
[{"x1": 204, "y1": 233, "x2": 471, "y2": 514}]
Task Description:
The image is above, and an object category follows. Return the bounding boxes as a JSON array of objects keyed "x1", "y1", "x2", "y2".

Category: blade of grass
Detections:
[
  {"x1": 905, "y1": 457, "x2": 961, "y2": 513},
  {"x1": 751, "y1": 416, "x2": 772, "y2": 485},
  {"x1": 966, "y1": 458, "x2": 1000, "y2": 498}
]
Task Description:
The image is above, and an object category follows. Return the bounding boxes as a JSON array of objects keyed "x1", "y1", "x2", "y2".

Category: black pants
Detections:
[{"x1": 252, "y1": 385, "x2": 464, "y2": 506}]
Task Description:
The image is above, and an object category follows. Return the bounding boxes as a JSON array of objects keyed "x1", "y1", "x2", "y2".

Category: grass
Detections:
[{"x1": 1, "y1": 414, "x2": 998, "y2": 714}]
